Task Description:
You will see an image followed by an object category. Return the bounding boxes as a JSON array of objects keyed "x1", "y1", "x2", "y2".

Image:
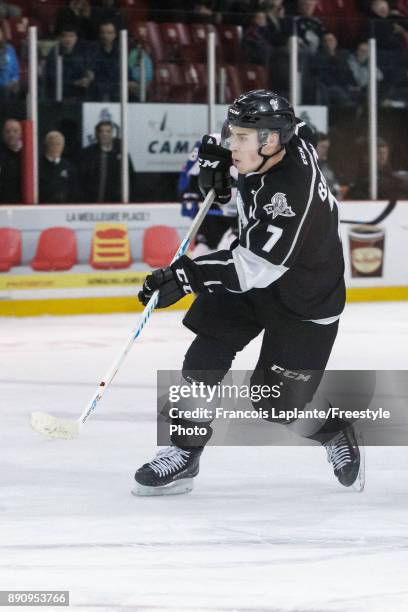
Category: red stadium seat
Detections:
[
  {"x1": 120, "y1": 0, "x2": 149, "y2": 21},
  {"x1": 188, "y1": 23, "x2": 220, "y2": 62},
  {"x1": 219, "y1": 64, "x2": 242, "y2": 103},
  {"x1": 183, "y1": 62, "x2": 207, "y2": 102},
  {"x1": 240, "y1": 64, "x2": 269, "y2": 91},
  {"x1": 315, "y1": 0, "x2": 364, "y2": 47},
  {"x1": 32, "y1": 0, "x2": 63, "y2": 36},
  {"x1": 31, "y1": 227, "x2": 77, "y2": 271},
  {"x1": 217, "y1": 24, "x2": 242, "y2": 64},
  {"x1": 129, "y1": 20, "x2": 164, "y2": 62},
  {"x1": 142, "y1": 226, "x2": 180, "y2": 268},
  {"x1": 152, "y1": 62, "x2": 193, "y2": 102},
  {"x1": 0, "y1": 228, "x2": 22, "y2": 272},
  {"x1": 159, "y1": 22, "x2": 192, "y2": 62}
]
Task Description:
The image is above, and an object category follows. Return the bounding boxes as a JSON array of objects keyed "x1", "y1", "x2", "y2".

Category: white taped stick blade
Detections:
[{"x1": 30, "y1": 411, "x2": 80, "y2": 440}]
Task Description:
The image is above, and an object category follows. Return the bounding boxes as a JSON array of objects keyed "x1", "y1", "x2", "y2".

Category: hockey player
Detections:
[
  {"x1": 134, "y1": 90, "x2": 363, "y2": 496},
  {"x1": 178, "y1": 134, "x2": 238, "y2": 257}
]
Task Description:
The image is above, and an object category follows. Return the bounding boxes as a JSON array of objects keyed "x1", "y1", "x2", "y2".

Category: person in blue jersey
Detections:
[
  {"x1": 134, "y1": 90, "x2": 363, "y2": 496},
  {"x1": 178, "y1": 134, "x2": 238, "y2": 258}
]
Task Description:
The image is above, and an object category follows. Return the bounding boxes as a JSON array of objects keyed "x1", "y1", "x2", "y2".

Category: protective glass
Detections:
[{"x1": 221, "y1": 121, "x2": 272, "y2": 153}]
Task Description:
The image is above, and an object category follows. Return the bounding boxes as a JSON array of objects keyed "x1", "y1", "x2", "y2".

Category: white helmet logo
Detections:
[
  {"x1": 263, "y1": 193, "x2": 295, "y2": 220},
  {"x1": 270, "y1": 99, "x2": 279, "y2": 111}
]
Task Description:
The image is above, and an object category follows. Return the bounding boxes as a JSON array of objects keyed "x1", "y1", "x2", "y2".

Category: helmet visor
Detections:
[{"x1": 221, "y1": 121, "x2": 273, "y2": 153}]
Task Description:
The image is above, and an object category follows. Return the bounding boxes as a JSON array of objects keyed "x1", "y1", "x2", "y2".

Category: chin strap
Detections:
[{"x1": 254, "y1": 145, "x2": 284, "y2": 173}]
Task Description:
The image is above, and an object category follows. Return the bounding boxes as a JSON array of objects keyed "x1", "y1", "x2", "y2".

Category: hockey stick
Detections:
[
  {"x1": 30, "y1": 189, "x2": 216, "y2": 440},
  {"x1": 340, "y1": 199, "x2": 397, "y2": 225}
]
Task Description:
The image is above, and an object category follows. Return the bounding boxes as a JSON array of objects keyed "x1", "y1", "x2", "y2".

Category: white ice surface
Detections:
[{"x1": 1, "y1": 302, "x2": 408, "y2": 611}]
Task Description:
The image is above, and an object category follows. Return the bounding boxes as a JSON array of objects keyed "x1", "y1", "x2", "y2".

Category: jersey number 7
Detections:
[{"x1": 262, "y1": 224, "x2": 283, "y2": 253}]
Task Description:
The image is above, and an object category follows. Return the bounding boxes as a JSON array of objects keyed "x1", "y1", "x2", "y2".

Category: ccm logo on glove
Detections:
[
  {"x1": 198, "y1": 134, "x2": 232, "y2": 204},
  {"x1": 199, "y1": 158, "x2": 220, "y2": 169},
  {"x1": 138, "y1": 256, "x2": 202, "y2": 309},
  {"x1": 175, "y1": 268, "x2": 193, "y2": 294}
]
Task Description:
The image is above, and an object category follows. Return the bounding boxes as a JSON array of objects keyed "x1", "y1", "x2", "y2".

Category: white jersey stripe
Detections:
[
  {"x1": 245, "y1": 174, "x2": 265, "y2": 249},
  {"x1": 294, "y1": 121, "x2": 306, "y2": 135},
  {"x1": 281, "y1": 138, "x2": 316, "y2": 266},
  {"x1": 232, "y1": 244, "x2": 288, "y2": 291},
  {"x1": 195, "y1": 258, "x2": 234, "y2": 266}
]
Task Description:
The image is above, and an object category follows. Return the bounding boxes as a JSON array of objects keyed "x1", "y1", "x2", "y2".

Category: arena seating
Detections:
[
  {"x1": 31, "y1": 227, "x2": 77, "y2": 271},
  {"x1": 183, "y1": 62, "x2": 207, "y2": 102},
  {"x1": 159, "y1": 22, "x2": 192, "y2": 63},
  {"x1": 220, "y1": 64, "x2": 242, "y2": 102},
  {"x1": 315, "y1": 0, "x2": 364, "y2": 48},
  {"x1": 217, "y1": 24, "x2": 242, "y2": 64},
  {"x1": 240, "y1": 64, "x2": 268, "y2": 91},
  {"x1": 152, "y1": 62, "x2": 194, "y2": 102},
  {"x1": 0, "y1": 228, "x2": 22, "y2": 272},
  {"x1": 129, "y1": 20, "x2": 164, "y2": 62}
]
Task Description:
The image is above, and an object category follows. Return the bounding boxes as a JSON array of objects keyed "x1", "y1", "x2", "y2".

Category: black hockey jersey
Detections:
[{"x1": 189, "y1": 123, "x2": 346, "y2": 322}]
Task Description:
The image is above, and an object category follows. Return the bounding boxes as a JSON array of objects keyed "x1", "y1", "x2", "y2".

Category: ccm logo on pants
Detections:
[{"x1": 271, "y1": 364, "x2": 312, "y2": 382}]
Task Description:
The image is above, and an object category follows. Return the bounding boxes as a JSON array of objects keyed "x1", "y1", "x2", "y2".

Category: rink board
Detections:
[{"x1": 0, "y1": 200, "x2": 407, "y2": 316}]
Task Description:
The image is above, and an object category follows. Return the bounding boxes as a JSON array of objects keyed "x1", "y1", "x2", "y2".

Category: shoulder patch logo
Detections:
[{"x1": 263, "y1": 192, "x2": 295, "y2": 219}]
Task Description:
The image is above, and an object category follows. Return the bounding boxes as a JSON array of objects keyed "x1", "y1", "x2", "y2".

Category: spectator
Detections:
[
  {"x1": 44, "y1": 27, "x2": 92, "y2": 101},
  {"x1": 0, "y1": 1, "x2": 21, "y2": 18},
  {"x1": 222, "y1": 1, "x2": 262, "y2": 25},
  {"x1": 0, "y1": 118, "x2": 22, "y2": 203},
  {"x1": 316, "y1": 133, "x2": 342, "y2": 199},
  {"x1": 0, "y1": 27, "x2": 19, "y2": 99},
  {"x1": 348, "y1": 137, "x2": 408, "y2": 199},
  {"x1": 347, "y1": 40, "x2": 384, "y2": 104},
  {"x1": 88, "y1": 20, "x2": 120, "y2": 101},
  {"x1": 128, "y1": 41, "x2": 154, "y2": 101},
  {"x1": 296, "y1": 0, "x2": 326, "y2": 55},
  {"x1": 80, "y1": 120, "x2": 135, "y2": 203},
  {"x1": 56, "y1": 0, "x2": 96, "y2": 41},
  {"x1": 92, "y1": 0, "x2": 126, "y2": 32},
  {"x1": 264, "y1": 0, "x2": 291, "y2": 48},
  {"x1": 311, "y1": 32, "x2": 356, "y2": 106},
  {"x1": 39, "y1": 131, "x2": 81, "y2": 204},
  {"x1": 188, "y1": 1, "x2": 220, "y2": 24},
  {"x1": 368, "y1": 0, "x2": 407, "y2": 50},
  {"x1": 242, "y1": 11, "x2": 273, "y2": 64}
]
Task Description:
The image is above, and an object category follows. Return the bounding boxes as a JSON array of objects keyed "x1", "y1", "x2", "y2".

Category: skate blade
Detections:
[
  {"x1": 131, "y1": 478, "x2": 194, "y2": 497},
  {"x1": 352, "y1": 433, "x2": 365, "y2": 492}
]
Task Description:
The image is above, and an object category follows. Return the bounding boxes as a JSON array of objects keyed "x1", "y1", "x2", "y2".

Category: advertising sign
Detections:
[{"x1": 83, "y1": 104, "x2": 328, "y2": 173}]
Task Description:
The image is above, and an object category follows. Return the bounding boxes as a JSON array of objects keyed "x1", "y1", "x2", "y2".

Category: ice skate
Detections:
[
  {"x1": 132, "y1": 446, "x2": 203, "y2": 496},
  {"x1": 324, "y1": 425, "x2": 365, "y2": 491}
]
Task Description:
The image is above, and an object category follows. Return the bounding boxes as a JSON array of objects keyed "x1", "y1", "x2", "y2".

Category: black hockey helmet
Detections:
[{"x1": 226, "y1": 90, "x2": 296, "y2": 145}]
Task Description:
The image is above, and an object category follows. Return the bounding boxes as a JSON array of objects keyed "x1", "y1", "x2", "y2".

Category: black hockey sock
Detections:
[
  {"x1": 305, "y1": 415, "x2": 349, "y2": 444},
  {"x1": 168, "y1": 334, "x2": 236, "y2": 449},
  {"x1": 182, "y1": 333, "x2": 237, "y2": 385}
]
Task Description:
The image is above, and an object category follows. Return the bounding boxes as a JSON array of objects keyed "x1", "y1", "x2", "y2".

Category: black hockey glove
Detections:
[
  {"x1": 198, "y1": 135, "x2": 232, "y2": 205},
  {"x1": 138, "y1": 256, "x2": 203, "y2": 308}
]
